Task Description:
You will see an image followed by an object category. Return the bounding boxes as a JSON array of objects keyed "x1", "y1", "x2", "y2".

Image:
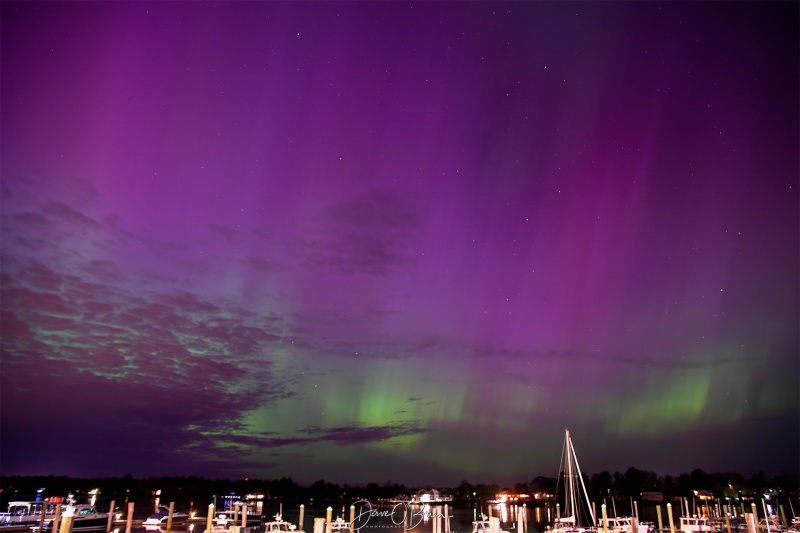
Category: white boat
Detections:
[
  {"x1": 1, "y1": 502, "x2": 59, "y2": 528},
  {"x1": 471, "y1": 514, "x2": 508, "y2": 533},
  {"x1": 679, "y1": 517, "x2": 714, "y2": 533},
  {"x1": 217, "y1": 496, "x2": 262, "y2": 524},
  {"x1": 330, "y1": 518, "x2": 350, "y2": 532},
  {"x1": 211, "y1": 514, "x2": 234, "y2": 533},
  {"x1": 550, "y1": 430, "x2": 596, "y2": 533},
  {"x1": 264, "y1": 514, "x2": 301, "y2": 533},
  {"x1": 143, "y1": 506, "x2": 191, "y2": 528},
  {"x1": 758, "y1": 517, "x2": 786, "y2": 533},
  {"x1": 599, "y1": 517, "x2": 650, "y2": 533},
  {"x1": 34, "y1": 505, "x2": 109, "y2": 532}
]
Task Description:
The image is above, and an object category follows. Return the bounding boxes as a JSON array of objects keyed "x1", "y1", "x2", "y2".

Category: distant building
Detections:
[
  {"x1": 411, "y1": 489, "x2": 453, "y2": 503},
  {"x1": 494, "y1": 493, "x2": 529, "y2": 503}
]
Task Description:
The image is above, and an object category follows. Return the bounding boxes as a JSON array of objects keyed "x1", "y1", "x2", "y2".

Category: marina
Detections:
[
  {"x1": 1, "y1": 498, "x2": 796, "y2": 533},
  {"x1": 2, "y1": 428, "x2": 795, "y2": 533}
]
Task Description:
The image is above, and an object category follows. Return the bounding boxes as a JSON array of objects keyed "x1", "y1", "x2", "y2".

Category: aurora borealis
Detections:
[{"x1": 1, "y1": 1, "x2": 797, "y2": 486}]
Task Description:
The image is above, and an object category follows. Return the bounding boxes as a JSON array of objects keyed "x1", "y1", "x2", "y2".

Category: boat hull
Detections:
[
  {"x1": 38, "y1": 516, "x2": 109, "y2": 532},
  {"x1": 143, "y1": 515, "x2": 190, "y2": 527}
]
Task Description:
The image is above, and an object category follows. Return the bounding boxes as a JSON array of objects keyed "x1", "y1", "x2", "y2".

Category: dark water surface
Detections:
[
  {"x1": 113, "y1": 502, "x2": 550, "y2": 533},
  {"x1": 109, "y1": 500, "x2": 702, "y2": 533}
]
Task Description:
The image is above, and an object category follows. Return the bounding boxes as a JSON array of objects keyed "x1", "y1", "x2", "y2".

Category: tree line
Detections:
[
  {"x1": 454, "y1": 468, "x2": 797, "y2": 502},
  {"x1": 1, "y1": 468, "x2": 796, "y2": 505}
]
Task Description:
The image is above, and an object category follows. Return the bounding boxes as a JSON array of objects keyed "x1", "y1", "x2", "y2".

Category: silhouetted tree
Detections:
[
  {"x1": 513, "y1": 482, "x2": 532, "y2": 496},
  {"x1": 531, "y1": 476, "x2": 557, "y2": 497},
  {"x1": 455, "y1": 480, "x2": 476, "y2": 500},
  {"x1": 474, "y1": 483, "x2": 500, "y2": 500},
  {"x1": 589, "y1": 471, "x2": 613, "y2": 501}
]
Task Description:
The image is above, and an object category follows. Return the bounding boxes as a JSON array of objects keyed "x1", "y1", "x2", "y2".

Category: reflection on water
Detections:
[
  {"x1": 105, "y1": 499, "x2": 686, "y2": 533},
  {"x1": 111, "y1": 502, "x2": 546, "y2": 533}
]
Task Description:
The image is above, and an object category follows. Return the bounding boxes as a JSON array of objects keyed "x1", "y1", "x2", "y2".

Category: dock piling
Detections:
[
  {"x1": 37, "y1": 500, "x2": 48, "y2": 533},
  {"x1": 656, "y1": 505, "x2": 663, "y2": 533},
  {"x1": 745, "y1": 513, "x2": 756, "y2": 533},
  {"x1": 52, "y1": 503, "x2": 63, "y2": 533},
  {"x1": 106, "y1": 501, "x2": 115, "y2": 533},
  {"x1": 667, "y1": 503, "x2": 675, "y2": 533},
  {"x1": 125, "y1": 502, "x2": 134, "y2": 533},
  {"x1": 326, "y1": 507, "x2": 332, "y2": 533},
  {"x1": 166, "y1": 502, "x2": 175, "y2": 533},
  {"x1": 59, "y1": 510, "x2": 74, "y2": 533}
]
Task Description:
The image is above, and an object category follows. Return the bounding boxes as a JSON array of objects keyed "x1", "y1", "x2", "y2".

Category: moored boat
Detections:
[
  {"x1": 330, "y1": 518, "x2": 350, "y2": 532},
  {"x1": 758, "y1": 517, "x2": 786, "y2": 533},
  {"x1": 32, "y1": 505, "x2": 109, "y2": 533},
  {"x1": 599, "y1": 517, "x2": 651, "y2": 533},
  {"x1": 1, "y1": 502, "x2": 59, "y2": 529},
  {"x1": 679, "y1": 516, "x2": 714, "y2": 533},
  {"x1": 143, "y1": 506, "x2": 191, "y2": 528},
  {"x1": 209, "y1": 514, "x2": 232, "y2": 533},
  {"x1": 264, "y1": 514, "x2": 302, "y2": 533},
  {"x1": 471, "y1": 514, "x2": 508, "y2": 533},
  {"x1": 217, "y1": 496, "x2": 263, "y2": 524},
  {"x1": 549, "y1": 430, "x2": 596, "y2": 533}
]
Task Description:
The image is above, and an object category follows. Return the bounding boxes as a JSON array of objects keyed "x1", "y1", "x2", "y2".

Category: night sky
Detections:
[{"x1": 1, "y1": 1, "x2": 798, "y2": 487}]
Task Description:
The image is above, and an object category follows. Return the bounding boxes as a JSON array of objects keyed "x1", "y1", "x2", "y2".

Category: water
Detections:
[
  {"x1": 111, "y1": 502, "x2": 550, "y2": 533},
  {"x1": 7, "y1": 497, "x2": 701, "y2": 533}
]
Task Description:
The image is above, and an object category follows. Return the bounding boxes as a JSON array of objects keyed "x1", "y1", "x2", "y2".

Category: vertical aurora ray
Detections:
[{"x1": 1, "y1": 0, "x2": 797, "y2": 483}]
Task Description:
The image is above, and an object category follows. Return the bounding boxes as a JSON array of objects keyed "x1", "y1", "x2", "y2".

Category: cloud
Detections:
[
  {"x1": 0, "y1": 238, "x2": 303, "y2": 477},
  {"x1": 42, "y1": 201, "x2": 101, "y2": 229},
  {"x1": 0, "y1": 366, "x2": 264, "y2": 476},
  {"x1": 211, "y1": 224, "x2": 238, "y2": 240},
  {"x1": 245, "y1": 256, "x2": 280, "y2": 272},
  {"x1": 302, "y1": 188, "x2": 423, "y2": 276},
  {"x1": 222, "y1": 421, "x2": 428, "y2": 449},
  {"x1": 86, "y1": 259, "x2": 127, "y2": 282}
]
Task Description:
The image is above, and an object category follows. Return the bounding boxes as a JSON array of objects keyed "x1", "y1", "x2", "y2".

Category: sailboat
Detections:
[{"x1": 550, "y1": 430, "x2": 596, "y2": 533}]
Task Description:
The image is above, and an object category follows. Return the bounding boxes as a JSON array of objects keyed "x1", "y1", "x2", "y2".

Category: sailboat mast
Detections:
[
  {"x1": 565, "y1": 429, "x2": 596, "y2": 527},
  {"x1": 566, "y1": 430, "x2": 576, "y2": 521},
  {"x1": 572, "y1": 437, "x2": 595, "y2": 525}
]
